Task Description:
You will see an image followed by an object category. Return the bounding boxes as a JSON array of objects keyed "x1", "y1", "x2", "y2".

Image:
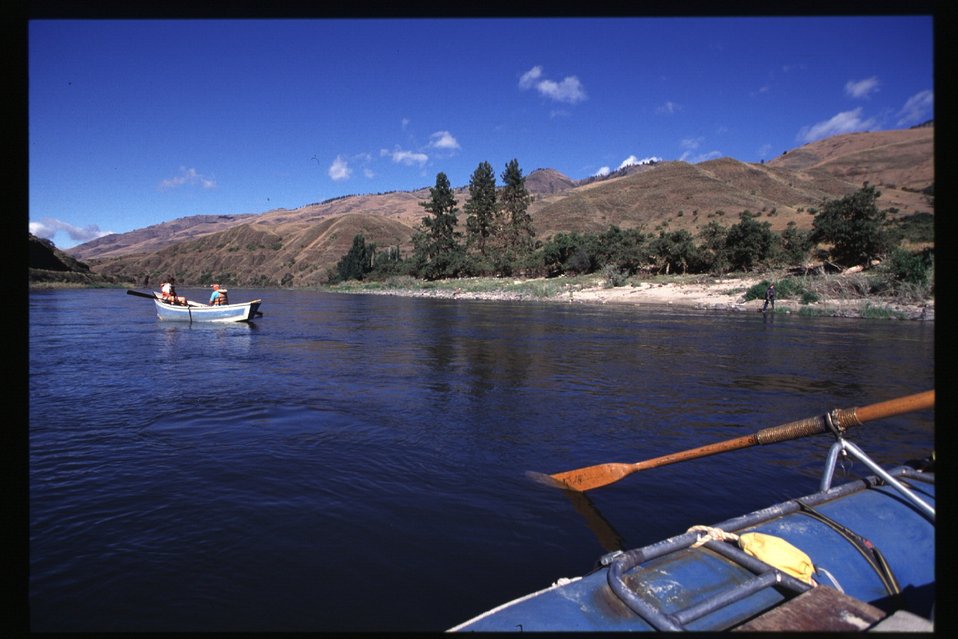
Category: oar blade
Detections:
[{"x1": 549, "y1": 462, "x2": 636, "y2": 492}]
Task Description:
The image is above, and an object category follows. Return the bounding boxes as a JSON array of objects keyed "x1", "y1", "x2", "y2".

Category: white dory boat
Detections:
[{"x1": 127, "y1": 290, "x2": 263, "y2": 323}]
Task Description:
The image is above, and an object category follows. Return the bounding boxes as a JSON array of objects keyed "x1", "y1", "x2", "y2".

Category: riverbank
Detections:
[{"x1": 325, "y1": 273, "x2": 935, "y2": 321}]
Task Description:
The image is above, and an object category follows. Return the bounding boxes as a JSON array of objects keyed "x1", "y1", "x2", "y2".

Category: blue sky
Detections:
[{"x1": 28, "y1": 16, "x2": 934, "y2": 249}]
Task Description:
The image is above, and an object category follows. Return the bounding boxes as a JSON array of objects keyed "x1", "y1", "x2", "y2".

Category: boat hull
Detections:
[
  {"x1": 153, "y1": 298, "x2": 262, "y2": 323},
  {"x1": 450, "y1": 465, "x2": 934, "y2": 632}
]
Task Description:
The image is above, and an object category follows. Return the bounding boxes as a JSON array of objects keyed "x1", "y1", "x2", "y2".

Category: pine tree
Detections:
[
  {"x1": 334, "y1": 234, "x2": 374, "y2": 282},
  {"x1": 415, "y1": 172, "x2": 461, "y2": 279},
  {"x1": 464, "y1": 161, "x2": 497, "y2": 256},
  {"x1": 499, "y1": 159, "x2": 535, "y2": 252}
]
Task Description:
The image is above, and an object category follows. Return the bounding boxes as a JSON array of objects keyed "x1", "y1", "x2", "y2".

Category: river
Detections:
[{"x1": 27, "y1": 288, "x2": 935, "y2": 631}]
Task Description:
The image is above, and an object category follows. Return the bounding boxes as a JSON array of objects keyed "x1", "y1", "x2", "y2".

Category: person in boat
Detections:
[
  {"x1": 160, "y1": 278, "x2": 188, "y2": 306},
  {"x1": 208, "y1": 283, "x2": 229, "y2": 306},
  {"x1": 762, "y1": 283, "x2": 776, "y2": 312}
]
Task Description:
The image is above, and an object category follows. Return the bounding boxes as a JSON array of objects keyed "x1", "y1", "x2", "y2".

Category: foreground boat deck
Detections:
[{"x1": 450, "y1": 465, "x2": 934, "y2": 633}]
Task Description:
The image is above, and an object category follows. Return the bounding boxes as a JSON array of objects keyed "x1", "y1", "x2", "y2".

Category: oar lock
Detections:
[{"x1": 825, "y1": 407, "x2": 863, "y2": 440}]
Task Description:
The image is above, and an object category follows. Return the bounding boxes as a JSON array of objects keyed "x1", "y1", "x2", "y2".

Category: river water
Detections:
[{"x1": 28, "y1": 288, "x2": 935, "y2": 631}]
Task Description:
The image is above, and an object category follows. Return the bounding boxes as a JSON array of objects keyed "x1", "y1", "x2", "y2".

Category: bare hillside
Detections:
[{"x1": 72, "y1": 125, "x2": 933, "y2": 288}]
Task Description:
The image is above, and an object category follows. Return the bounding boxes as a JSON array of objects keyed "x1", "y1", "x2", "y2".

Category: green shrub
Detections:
[
  {"x1": 745, "y1": 277, "x2": 816, "y2": 304},
  {"x1": 884, "y1": 248, "x2": 933, "y2": 286}
]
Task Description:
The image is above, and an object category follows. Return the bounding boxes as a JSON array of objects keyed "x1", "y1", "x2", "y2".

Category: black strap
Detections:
[{"x1": 796, "y1": 500, "x2": 900, "y2": 596}]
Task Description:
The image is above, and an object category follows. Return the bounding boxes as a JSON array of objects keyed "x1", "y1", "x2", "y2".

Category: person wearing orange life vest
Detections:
[{"x1": 208, "y1": 283, "x2": 229, "y2": 306}]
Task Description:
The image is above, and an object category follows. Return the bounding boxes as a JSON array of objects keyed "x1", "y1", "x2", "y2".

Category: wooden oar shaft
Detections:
[
  {"x1": 631, "y1": 434, "x2": 758, "y2": 472},
  {"x1": 549, "y1": 390, "x2": 934, "y2": 492},
  {"x1": 856, "y1": 390, "x2": 934, "y2": 422}
]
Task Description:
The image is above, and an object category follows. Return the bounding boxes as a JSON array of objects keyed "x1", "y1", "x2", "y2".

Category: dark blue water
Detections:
[{"x1": 28, "y1": 288, "x2": 935, "y2": 632}]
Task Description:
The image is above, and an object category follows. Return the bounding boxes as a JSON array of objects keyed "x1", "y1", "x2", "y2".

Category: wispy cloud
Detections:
[
  {"x1": 681, "y1": 150, "x2": 723, "y2": 163},
  {"x1": 428, "y1": 130, "x2": 460, "y2": 150},
  {"x1": 30, "y1": 217, "x2": 111, "y2": 244},
  {"x1": 656, "y1": 101, "x2": 681, "y2": 115},
  {"x1": 797, "y1": 107, "x2": 878, "y2": 143},
  {"x1": 381, "y1": 147, "x2": 429, "y2": 167},
  {"x1": 678, "y1": 138, "x2": 721, "y2": 163},
  {"x1": 159, "y1": 167, "x2": 216, "y2": 190},
  {"x1": 896, "y1": 89, "x2": 933, "y2": 127},
  {"x1": 328, "y1": 155, "x2": 352, "y2": 181},
  {"x1": 518, "y1": 65, "x2": 587, "y2": 104},
  {"x1": 845, "y1": 76, "x2": 880, "y2": 99}
]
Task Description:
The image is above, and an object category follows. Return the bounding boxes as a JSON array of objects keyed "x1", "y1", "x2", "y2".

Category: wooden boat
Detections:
[
  {"x1": 127, "y1": 290, "x2": 263, "y2": 323},
  {"x1": 450, "y1": 392, "x2": 935, "y2": 632}
]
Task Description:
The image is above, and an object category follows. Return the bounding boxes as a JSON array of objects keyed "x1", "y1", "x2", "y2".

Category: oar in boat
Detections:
[
  {"x1": 545, "y1": 390, "x2": 934, "y2": 492},
  {"x1": 127, "y1": 289, "x2": 203, "y2": 306},
  {"x1": 127, "y1": 289, "x2": 159, "y2": 300}
]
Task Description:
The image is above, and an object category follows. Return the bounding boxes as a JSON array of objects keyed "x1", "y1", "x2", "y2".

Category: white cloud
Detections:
[
  {"x1": 618, "y1": 155, "x2": 661, "y2": 169},
  {"x1": 30, "y1": 217, "x2": 111, "y2": 244},
  {"x1": 381, "y1": 147, "x2": 429, "y2": 167},
  {"x1": 797, "y1": 107, "x2": 878, "y2": 143},
  {"x1": 679, "y1": 150, "x2": 723, "y2": 163},
  {"x1": 845, "y1": 76, "x2": 880, "y2": 99},
  {"x1": 518, "y1": 65, "x2": 587, "y2": 104},
  {"x1": 896, "y1": 89, "x2": 933, "y2": 127},
  {"x1": 428, "y1": 130, "x2": 460, "y2": 150},
  {"x1": 159, "y1": 167, "x2": 216, "y2": 190},
  {"x1": 594, "y1": 166, "x2": 611, "y2": 177},
  {"x1": 680, "y1": 137, "x2": 704, "y2": 151},
  {"x1": 518, "y1": 65, "x2": 543, "y2": 89},
  {"x1": 656, "y1": 101, "x2": 681, "y2": 115},
  {"x1": 328, "y1": 155, "x2": 352, "y2": 181},
  {"x1": 537, "y1": 76, "x2": 586, "y2": 104}
]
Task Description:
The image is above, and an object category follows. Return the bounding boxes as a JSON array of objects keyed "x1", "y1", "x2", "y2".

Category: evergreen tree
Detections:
[
  {"x1": 499, "y1": 159, "x2": 535, "y2": 252},
  {"x1": 464, "y1": 161, "x2": 498, "y2": 256},
  {"x1": 333, "y1": 234, "x2": 374, "y2": 282},
  {"x1": 415, "y1": 172, "x2": 462, "y2": 279}
]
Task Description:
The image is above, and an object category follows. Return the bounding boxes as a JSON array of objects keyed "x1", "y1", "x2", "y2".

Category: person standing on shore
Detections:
[{"x1": 762, "y1": 283, "x2": 776, "y2": 312}]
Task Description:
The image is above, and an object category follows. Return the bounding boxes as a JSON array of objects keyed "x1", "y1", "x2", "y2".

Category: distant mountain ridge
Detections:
[
  {"x1": 62, "y1": 124, "x2": 933, "y2": 288},
  {"x1": 71, "y1": 213, "x2": 257, "y2": 260}
]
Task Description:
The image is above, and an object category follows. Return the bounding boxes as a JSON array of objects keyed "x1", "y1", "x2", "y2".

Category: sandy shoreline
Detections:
[{"x1": 356, "y1": 276, "x2": 935, "y2": 321}]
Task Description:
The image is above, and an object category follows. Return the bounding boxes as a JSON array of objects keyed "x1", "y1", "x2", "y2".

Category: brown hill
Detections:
[
  {"x1": 525, "y1": 167, "x2": 577, "y2": 194},
  {"x1": 69, "y1": 213, "x2": 256, "y2": 261},
  {"x1": 73, "y1": 125, "x2": 933, "y2": 288}
]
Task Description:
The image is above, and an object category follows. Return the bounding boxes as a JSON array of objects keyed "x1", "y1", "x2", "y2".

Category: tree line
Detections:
[{"x1": 329, "y1": 160, "x2": 933, "y2": 291}]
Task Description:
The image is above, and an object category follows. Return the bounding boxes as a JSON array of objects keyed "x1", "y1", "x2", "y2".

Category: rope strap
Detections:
[
  {"x1": 687, "y1": 525, "x2": 817, "y2": 585},
  {"x1": 687, "y1": 525, "x2": 740, "y2": 547}
]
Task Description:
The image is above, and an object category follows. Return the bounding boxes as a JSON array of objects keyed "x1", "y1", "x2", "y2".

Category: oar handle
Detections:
[
  {"x1": 755, "y1": 390, "x2": 935, "y2": 445},
  {"x1": 127, "y1": 289, "x2": 159, "y2": 300}
]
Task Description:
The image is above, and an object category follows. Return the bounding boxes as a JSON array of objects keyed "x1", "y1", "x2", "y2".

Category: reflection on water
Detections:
[{"x1": 562, "y1": 488, "x2": 626, "y2": 553}]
